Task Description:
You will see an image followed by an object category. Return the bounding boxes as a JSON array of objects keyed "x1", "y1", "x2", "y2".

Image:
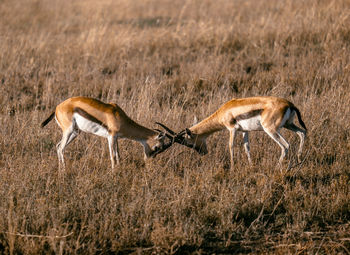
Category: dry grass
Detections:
[{"x1": 1, "y1": 0, "x2": 350, "y2": 253}]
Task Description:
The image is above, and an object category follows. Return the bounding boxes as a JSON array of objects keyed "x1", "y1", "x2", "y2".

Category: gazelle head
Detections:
[
  {"x1": 156, "y1": 122, "x2": 208, "y2": 155},
  {"x1": 176, "y1": 128, "x2": 208, "y2": 155},
  {"x1": 146, "y1": 130, "x2": 175, "y2": 158}
]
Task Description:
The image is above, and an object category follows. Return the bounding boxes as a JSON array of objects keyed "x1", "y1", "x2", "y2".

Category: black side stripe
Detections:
[
  {"x1": 74, "y1": 107, "x2": 108, "y2": 130},
  {"x1": 235, "y1": 109, "x2": 263, "y2": 121}
]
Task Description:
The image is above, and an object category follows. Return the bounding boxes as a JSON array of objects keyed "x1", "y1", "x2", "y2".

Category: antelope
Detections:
[
  {"x1": 41, "y1": 96, "x2": 173, "y2": 169},
  {"x1": 157, "y1": 96, "x2": 307, "y2": 168}
]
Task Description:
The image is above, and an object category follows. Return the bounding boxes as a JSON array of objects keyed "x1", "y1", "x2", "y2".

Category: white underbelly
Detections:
[
  {"x1": 73, "y1": 113, "x2": 109, "y2": 138},
  {"x1": 237, "y1": 115, "x2": 263, "y2": 131}
]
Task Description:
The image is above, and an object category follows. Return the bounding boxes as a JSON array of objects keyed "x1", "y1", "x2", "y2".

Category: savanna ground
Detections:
[{"x1": 0, "y1": 0, "x2": 350, "y2": 254}]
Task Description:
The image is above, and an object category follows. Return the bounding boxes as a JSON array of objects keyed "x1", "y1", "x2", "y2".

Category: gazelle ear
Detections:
[
  {"x1": 185, "y1": 128, "x2": 194, "y2": 138},
  {"x1": 193, "y1": 116, "x2": 198, "y2": 125}
]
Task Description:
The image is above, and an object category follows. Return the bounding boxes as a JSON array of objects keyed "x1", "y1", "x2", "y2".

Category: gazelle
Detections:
[
  {"x1": 157, "y1": 96, "x2": 307, "y2": 168},
  {"x1": 41, "y1": 96, "x2": 173, "y2": 169}
]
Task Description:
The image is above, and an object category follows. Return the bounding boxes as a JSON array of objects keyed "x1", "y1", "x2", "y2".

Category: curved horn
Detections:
[
  {"x1": 155, "y1": 122, "x2": 177, "y2": 135},
  {"x1": 153, "y1": 128, "x2": 163, "y2": 133},
  {"x1": 165, "y1": 133, "x2": 174, "y2": 140},
  {"x1": 178, "y1": 129, "x2": 186, "y2": 136},
  {"x1": 153, "y1": 128, "x2": 174, "y2": 140}
]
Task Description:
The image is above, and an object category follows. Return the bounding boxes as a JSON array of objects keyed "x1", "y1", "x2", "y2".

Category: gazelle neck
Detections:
[
  {"x1": 122, "y1": 119, "x2": 157, "y2": 141},
  {"x1": 189, "y1": 112, "x2": 224, "y2": 137}
]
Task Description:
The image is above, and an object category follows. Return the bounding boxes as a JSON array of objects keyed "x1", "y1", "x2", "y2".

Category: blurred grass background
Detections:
[{"x1": 0, "y1": 0, "x2": 349, "y2": 253}]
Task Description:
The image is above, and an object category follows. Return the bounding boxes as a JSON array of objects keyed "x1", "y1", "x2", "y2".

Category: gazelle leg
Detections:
[
  {"x1": 242, "y1": 132, "x2": 252, "y2": 165},
  {"x1": 107, "y1": 135, "x2": 115, "y2": 169},
  {"x1": 229, "y1": 128, "x2": 237, "y2": 169},
  {"x1": 114, "y1": 136, "x2": 120, "y2": 165},
  {"x1": 56, "y1": 139, "x2": 65, "y2": 169},
  {"x1": 264, "y1": 128, "x2": 289, "y2": 164},
  {"x1": 284, "y1": 123, "x2": 306, "y2": 162},
  {"x1": 57, "y1": 127, "x2": 78, "y2": 170},
  {"x1": 108, "y1": 134, "x2": 120, "y2": 169}
]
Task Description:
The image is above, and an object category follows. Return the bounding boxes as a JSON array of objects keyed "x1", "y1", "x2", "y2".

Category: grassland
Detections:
[{"x1": 0, "y1": 0, "x2": 350, "y2": 253}]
